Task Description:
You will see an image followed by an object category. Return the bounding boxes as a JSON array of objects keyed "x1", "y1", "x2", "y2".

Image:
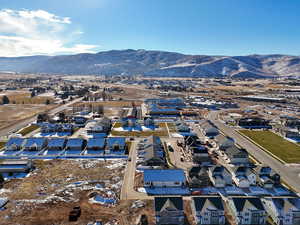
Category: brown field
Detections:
[
  {"x1": 0, "y1": 104, "x2": 53, "y2": 129},
  {"x1": 18, "y1": 124, "x2": 40, "y2": 136},
  {"x1": 0, "y1": 159, "x2": 157, "y2": 225},
  {"x1": 0, "y1": 92, "x2": 54, "y2": 104}
]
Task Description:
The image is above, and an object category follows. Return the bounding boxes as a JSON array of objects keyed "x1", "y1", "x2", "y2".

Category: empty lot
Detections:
[
  {"x1": 0, "y1": 104, "x2": 53, "y2": 130},
  {"x1": 239, "y1": 130, "x2": 300, "y2": 163}
]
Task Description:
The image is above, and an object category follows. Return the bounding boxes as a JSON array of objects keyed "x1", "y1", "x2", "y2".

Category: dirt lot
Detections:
[
  {"x1": 0, "y1": 159, "x2": 155, "y2": 225},
  {"x1": 0, "y1": 104, "x2": 53, "y2": 129},
  {"x1": 0, "y1": 91, "x2": 54, "y2": 104}
]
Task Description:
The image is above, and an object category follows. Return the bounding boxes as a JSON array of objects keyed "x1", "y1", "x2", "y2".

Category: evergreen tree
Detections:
[{"x1": 2, "y1": 95, "x2": 9, "y2": 104}]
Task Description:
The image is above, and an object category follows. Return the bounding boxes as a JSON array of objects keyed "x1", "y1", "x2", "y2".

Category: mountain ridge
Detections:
[{"x1": 0, "y1": 49, "x2": 299, "y2": 78}]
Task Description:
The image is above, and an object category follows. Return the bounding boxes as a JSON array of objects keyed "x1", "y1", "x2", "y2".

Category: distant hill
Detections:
[{"x1": 0, "y1": 49, "x2": 300, "y2": 78}]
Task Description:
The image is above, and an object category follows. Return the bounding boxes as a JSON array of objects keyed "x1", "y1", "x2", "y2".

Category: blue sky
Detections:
[{"x1": 0, "y1": 0, "x2": 300, "y2": 56}]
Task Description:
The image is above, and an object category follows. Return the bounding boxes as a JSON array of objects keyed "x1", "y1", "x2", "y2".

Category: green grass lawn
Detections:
[
  {"x1": 239, "y1": 130, "x2": 300, "y2": 163},
  {"x1": 18, "y1": 124, "x2": 39, "y2": 136}
]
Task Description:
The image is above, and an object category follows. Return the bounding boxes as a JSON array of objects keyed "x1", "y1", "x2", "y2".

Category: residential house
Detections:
[
  {"x1": 40, "y1": 123, "x2": 73, "y2": 134},
  {"x1": 214, "y1": 134, "x2": 235, "y2": 151},
  {"x1": 107, "y1": 137, "x2": 126, "y2": 154},
  {"x1": 228, "y1": 197, "x2": 267, "y2": 225},
  {"x1": 238, "y1": 117, "x2": 271, "y2": 129},
  {"x1": 137, "y1": 136, "x2": 166, "y2": 168},
  {"x1": 86, "y1": 138, "x2": 105, "y2": 151},
  {"x1": 0, "y1": 159, "x2": 34, "y2": 173},
  {"x1": 144, "y1": 117, "x2": 155, "y2": 127},
  {"x1": 232, "y1": 167, "x2": 256, "y2": 188},
  {"x1": 144, "y1": 169, "x2": 186, "y2": 188},
  {"x1": 73, "y1": 115, "x2": 88, "y2": 127},
  {"x1": 155, "y1": 197, "x2": 184, "y2": 225},
  {"x1": 255, "y1": 166, "x2": 280, "y2": 188},
  {"x1": 47, "y1": 138, "x2": 67, "y2": 151},
  {"x1": 176, "y1": 123, "x2": 191, "y2": 133},
  {"x1": 262, "y1": 198, "x2": 300, "y2": 225},
  {"x1": 192, "y1": 146, "x2": 212, "y2": 166},
  {"x1": 191, "y1": 197, "x2": 225, "y2": 225},
  {"x1": 86, "y1": 117, "x2": 111, "y2": 136},
  {"x1": 188, "y1": 166, "x2": 210, "y2": 188},
  {"x1": 225, "y1": 146, "x2": 249, "y2": 165},
  {"x1": 23, "y1": 138, "x2": 47, "y2": 151},
  {"x1": 65, "y1": 138, "x2": 86, "y2": 151},
  {"x1": 208, "y1": 166, "x2": 232, "y2": 188},
  {"x1": 5, "y1": 137, "x2": 25, "y2": 151},
  {"x1": 200, "y1": 120, "x2": 219, "y2": 138}
]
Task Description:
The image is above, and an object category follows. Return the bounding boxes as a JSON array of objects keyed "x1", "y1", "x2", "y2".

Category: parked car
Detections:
[{"x1": 168, "y1": 145, "x2": 174, "y2": 152}]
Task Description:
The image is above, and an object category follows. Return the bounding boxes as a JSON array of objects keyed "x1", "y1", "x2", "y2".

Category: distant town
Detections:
[{"x1": 0, "y1": 74, "x2": 299, "y2": 225}]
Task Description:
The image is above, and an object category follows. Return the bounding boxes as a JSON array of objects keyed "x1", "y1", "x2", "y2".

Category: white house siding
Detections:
[
  {"x1": 145, "y1": 181, "x2": 183, "y2": 187},
  {"x1": 234, "y1": 178, "x2": 250, "y2": 188}
]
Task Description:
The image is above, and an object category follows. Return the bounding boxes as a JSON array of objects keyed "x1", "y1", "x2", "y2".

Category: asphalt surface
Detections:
[
  {"x1": 0, "y1": 97, "x2": 83, "y2": 138},
  {"x1": 120, "y1": 139, "x2": 152, "y2": 200},
  {"x1": 207, "y1": 110, "x2": 300, "y2": 193}
]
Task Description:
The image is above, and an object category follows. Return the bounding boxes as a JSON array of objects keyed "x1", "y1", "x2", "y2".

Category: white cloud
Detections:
[{"x1": 0, "y1": 9, "x2": 98, "y2": 56}]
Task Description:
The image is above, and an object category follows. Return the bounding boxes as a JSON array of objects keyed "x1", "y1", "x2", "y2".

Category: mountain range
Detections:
[{"x1": 0, "y1": 49, "x2": 300, "y2": 78}]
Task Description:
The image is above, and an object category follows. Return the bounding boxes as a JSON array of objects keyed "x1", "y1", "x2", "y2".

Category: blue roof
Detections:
[
  {"x1": 87, "y1": 138, "x2": 105, "y2": 148},
  {"x1": 66, "y1": 138, "x2": 84, "y2": 147},
  {"x1": 144, "y1": 169, "x2": 186, "y2": 182},
  {"x1": 6, "y1": 137, "x2": 24, "y2": 147},
  {"x1": 107, "y1": 137, "x2": 126, "y2": 148},
  {"x1": 47, "y1": 138, "x2": 66, "y2": 148},
  {"x1": 94, "y1": 195, "x2": 116, "y2": 204},
  {"x1": 24, "y1": 138, "x2": 47, "y2": 148},
  {"x1": 0, "y1": 165, "x2": 28, "y2": 169},
  {"x1": 93, "y1": 133, "x2": 107, "y2": 138}
]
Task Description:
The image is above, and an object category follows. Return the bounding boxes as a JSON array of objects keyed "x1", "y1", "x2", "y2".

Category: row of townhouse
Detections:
[
  {"x1": 155, "y1": 196, "x2": 300, "y2": 225},
  {"x1": 136, "y1": 136, "x2": 167, "y2": 169},
  {"x1": 4, "y1": 136, "x2": 126, "y2": 154},
  {"x1": 188, "y1": 164, "x2": 280, "y2": 189}
]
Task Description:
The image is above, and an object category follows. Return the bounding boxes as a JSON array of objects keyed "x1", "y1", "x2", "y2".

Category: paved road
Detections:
[
  {"x1": 0, "y1": 97, "x2": 83, "y2": 138},
  {"x1": 120, "y1": 139, "x2": 152, "y2": 200},
  {"x1": 207, "y1": 110, "x2": 300, "y2": 193}
]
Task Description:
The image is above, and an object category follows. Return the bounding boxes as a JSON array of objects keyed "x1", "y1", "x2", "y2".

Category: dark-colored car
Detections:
[{"x1": 168, "y1": 145, "x2": 174, "y2": 152}]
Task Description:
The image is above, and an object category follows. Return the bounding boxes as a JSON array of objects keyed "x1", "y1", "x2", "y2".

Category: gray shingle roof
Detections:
[
  {"x1": 193, "y1": 197, "x2": 224, "y2": 212},
  {"x1": 232, "y1": 198, "x2": 265, "y2": 211},
  {"x1": 155, "y1": 197, "x2": 183, "y2": 212}
]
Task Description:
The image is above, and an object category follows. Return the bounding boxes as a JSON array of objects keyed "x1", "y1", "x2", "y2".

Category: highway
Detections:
[
  {"x1": 207, "y1": 110, "x2": 300, "y2": 193},
  {"x1": 0, "y1": 97, "x2": 83, "y2": 138}
]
